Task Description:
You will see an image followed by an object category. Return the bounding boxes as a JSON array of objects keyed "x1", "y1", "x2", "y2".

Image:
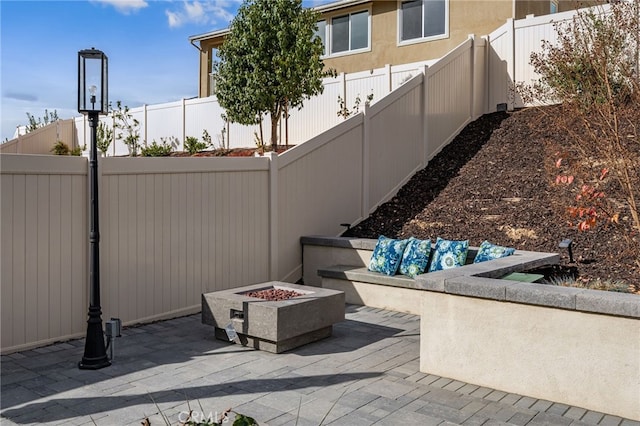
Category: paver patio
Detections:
[{"x1": 1, "y1": 305, "x2": 636, "y2": 426}]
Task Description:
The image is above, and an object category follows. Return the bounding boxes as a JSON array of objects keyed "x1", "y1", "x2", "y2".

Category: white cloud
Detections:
[
  {"x1": 92, "y1": 0, "x2": 149, "y2": 15},
  {"x1": 165, "y1": 1, "x2": 235, "y2": 29}
]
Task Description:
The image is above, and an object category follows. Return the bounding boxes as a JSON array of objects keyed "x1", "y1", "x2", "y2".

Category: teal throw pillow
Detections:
[
  {"x1": 368, "y1": 236, "x2": 409, "y2": 276},
  {"x1": 428, "y1": 237, "x2": 469, "y2": 272},
  {"x1": 399, "y1": 237, "x2": 431, "y2": 278},
  {"x1": 473, "y1": 240, "x2": 515, "y2": 263}
]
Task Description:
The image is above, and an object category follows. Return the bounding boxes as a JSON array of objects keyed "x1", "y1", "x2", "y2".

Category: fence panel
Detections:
[
  {"x1": 99, "y1": 157, "x2": 270, "y2": 325},
  {"x1": 74, "y1": 117, "x2": 87, "y2": 154},
  {"x1": 0, "y1": 119, "x2": 76, "y2": 155},
  {"x1": 346, "y1": 68, "x2": 388, "y2": 108},
  {"x1": 0, "y1": 155, "x2": 88, "y2": 352},
  {"x1": 367, "y1": 74, "x2": 424, "y2": 213},
  {"x1": 184, "y1": 97, "x2": 226, "y2": 148},
  {"x1": 276, "y1": 116, "x2": 365, "y2": 281},
  {"x1": 285, "y1": 78, "x2": 343, "y2": 146},
  {"x1": 512, "y1": 8, "x2": 596, "y2": 107},
  {"x1": 487, "y1": 21, "x2": 512, "y2": 112},
  {"x1": 425, "y1": 39, "x2": 474, "y2": 161},
  {"x1": 145, "y1": 101, "x2": 183, "y2": 150},
  {"x1": 390, "y1": 60, "x2": 438, "y2": 91}
]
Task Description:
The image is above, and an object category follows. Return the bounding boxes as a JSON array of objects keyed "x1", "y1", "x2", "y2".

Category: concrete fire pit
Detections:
[{"x1": 202, "y1": 281, "x2": 345, "y2": 353}]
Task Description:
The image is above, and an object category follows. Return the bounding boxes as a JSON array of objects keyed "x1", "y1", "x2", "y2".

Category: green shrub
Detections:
[
  {"x1": 184, "y1": 136, "x2": 208, "y2": 155},
  {"x1": 112, "y1": 101, "x2": 141, "y2": 156},
  {"x1": 70, "y1": 146, "x2": 84, "y2": 156},
  {"x1": 51, "y1": 141, "x2": 70, "y2": 155},
  {"x1": 97, "y1": 122, "x2": 113, "y2": 156},
  {"x1": 141, "y1": 139, "x2": 173, "y2": 157}
]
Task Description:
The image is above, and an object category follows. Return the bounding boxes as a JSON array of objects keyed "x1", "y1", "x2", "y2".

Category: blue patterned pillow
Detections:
[
  {"x1": 473, "y1": 240, "x2": 515, "y2": 263},
  {"x1": 368, "y1": 236, "x2": 409, "y2": 276},
  {"x1": 399, "y1": 237, "x2": 431, "y2": 278},
  {"x1": 428, "y1": 237, "x2": 469, "y2": 272}
]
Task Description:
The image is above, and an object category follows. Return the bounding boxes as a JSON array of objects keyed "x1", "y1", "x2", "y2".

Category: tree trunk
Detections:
[
  {"x1": 259, "y1": 117, "x2": 264, "y2": 153},
  {"x1": 270, "y1": 112, "x2": 279, "y2": 152},
  {"x1": 285, "y1": 100, "x2": 289, "y2": 149}
]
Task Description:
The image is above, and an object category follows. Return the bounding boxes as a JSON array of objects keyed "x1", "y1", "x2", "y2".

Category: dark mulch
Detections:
[{"x1": 343, "y1": 107, "x2": 639, "y2": 288}]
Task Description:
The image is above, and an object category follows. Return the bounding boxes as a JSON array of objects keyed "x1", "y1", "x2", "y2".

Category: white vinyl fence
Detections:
[
  {"x1": 486, "y1": 4, "x2": 612, "y2": 110},
  {"x1": 1, "y1": 36, "x2": 481, "y2": 354},
  {"x1": 69, "y1": 59, "x2": 437, "y2": 157}
]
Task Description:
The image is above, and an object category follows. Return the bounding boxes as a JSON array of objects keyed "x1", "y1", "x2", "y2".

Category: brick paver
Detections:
[{"x1": 0, "y1": 305, "x2": 632, "y2": 425}]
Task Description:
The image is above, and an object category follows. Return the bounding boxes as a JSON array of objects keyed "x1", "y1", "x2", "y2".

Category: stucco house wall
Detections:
[{"x1": 190, "y1": 0, "x2": 600, "y2": 98}]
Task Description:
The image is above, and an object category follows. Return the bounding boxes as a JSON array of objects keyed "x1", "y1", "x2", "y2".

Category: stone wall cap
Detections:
[
  {"x1": 576, "y1": 290, "x2": 640, "y2": 318},
  {"x1": 301, "y1": 236, "x2": 378, "y2": 250},
  {"x1": 505, "y1": 281, "x2": 580, "y2": 309}
]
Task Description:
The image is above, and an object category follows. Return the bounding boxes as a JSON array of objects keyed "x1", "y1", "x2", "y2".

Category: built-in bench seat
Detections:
[
  {"x1": 302, "y1": 235, "x2": 640, "y2": 421},
  {"x1": 317, "y1": 263, "x2": 639, "y2": 318},
  {"x1": 307, "y1": 236, "x2": 561, "y2": 314}
]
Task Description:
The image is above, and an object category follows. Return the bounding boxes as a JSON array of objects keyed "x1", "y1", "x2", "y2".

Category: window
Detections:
[
  {"x1": 400, "y1": 0, "x2": 447, "y2": 43},
  {"x1": 314, "y1": 20, "x2": 327, "y2": 56},
  {"x1": 210, "y1": 47, "x2": 221, "y2": 73},
  {"x1": 550, "y1": 0, "x2": 558, "y2": 14},
  {"x1": 332, "y1": 11, "x2": 369, "y2": 54},
  {"x1": 327, "y1": 10, "x2": 370, "y2": 56}
]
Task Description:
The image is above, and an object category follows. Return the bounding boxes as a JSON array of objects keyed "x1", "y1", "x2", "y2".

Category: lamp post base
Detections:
[
  {"x1": 78, "y1": 357, "x2": 111, "y2": 370},
  {"x1": 79, "y1": 308, "x2": 111, "y2": 370}
]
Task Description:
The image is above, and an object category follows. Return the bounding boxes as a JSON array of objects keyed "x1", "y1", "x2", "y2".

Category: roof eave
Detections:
[{"x1": 188, "y1": 0, "x2": 372, "y2": 44}]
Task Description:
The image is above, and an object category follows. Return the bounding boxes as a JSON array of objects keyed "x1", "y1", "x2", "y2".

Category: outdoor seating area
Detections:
[
  {"x1": 302, "y1": 236, "x2": 640, "y2": 421},
  {"x1": 2, "y1": 305, "x2": 636, "y2": 426}
]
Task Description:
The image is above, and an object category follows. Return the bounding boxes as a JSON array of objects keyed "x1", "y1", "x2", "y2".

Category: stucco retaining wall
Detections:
[{"x1": 421, "y1": 290, "x2": 639, "y2": 421}]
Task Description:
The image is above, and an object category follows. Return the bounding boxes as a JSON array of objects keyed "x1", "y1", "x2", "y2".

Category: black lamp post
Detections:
[{"x1": 78, "y1": 48, "x2": 111, "y2": 370}]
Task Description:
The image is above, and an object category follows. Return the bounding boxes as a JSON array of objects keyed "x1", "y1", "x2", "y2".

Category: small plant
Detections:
[
  {"x1": 97, "y1": 122, "x2": 113, "y2": 157},
  {"x1": 184, "y1": 136, "x2": 208, "y2": 155},
  {"x1": 202, "y1": 129, "x2": 213, "y2": 148},
  {"x1": 216, "y1": 114, "x2": 228, "y2": 150},
  {"x1": 70, "y1": 145, "x2": 84, "y2": 156},
  {"x1": 26, "y1": 109, "x2": 59, "y2": 133},
  {"x1": 143, "y1": 395, "x2": 258, "y2": 426},
  {"x1": 254, "y1": 130, "x2": 265, "y2": 155},
  {"x1": 112, "y1": 101, "x2": 142, "y2": 156},
  {"x1": 551, "y1": 153, "x2": 618, "y2": 231},
  {"x1": 177, "y1": 409, "x2": 257, "y2": 426},
  {"x1": 141, "y1": 138, "x2": 174, "y2": 157},
  {"x1": 543, "y1": 275, "x2": 631, "y2": 293},
  {"x1": 51, "y1": 140, "x2": 71, "y2": 155},
  {"x1": 337, "y1": 93, "x2": 374, "y2": 119}
]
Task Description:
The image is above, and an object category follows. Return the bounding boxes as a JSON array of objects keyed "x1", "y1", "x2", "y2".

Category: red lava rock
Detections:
[{"x1": 243, "y1": 288, "x2": 304, "y2": 301}]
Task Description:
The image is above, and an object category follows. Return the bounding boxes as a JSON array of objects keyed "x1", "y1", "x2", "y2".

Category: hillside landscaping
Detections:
[{"x1": 344, "y1": 107, "x2": 639, "y2": 290}]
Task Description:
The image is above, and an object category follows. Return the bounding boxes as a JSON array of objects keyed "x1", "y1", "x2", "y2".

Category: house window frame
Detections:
[
  {"x1": 318, "y1": 7, "x2": 372, "y2": 59},
  {"x1": 314, "y1": 20, "x2": 328, "y2": 57},
  {"x1": 550, "y1": 0, "x2": 558, "y2": 14},
  {"x1": 397, "y1": 0, "x2": 449, "y2": 47}
]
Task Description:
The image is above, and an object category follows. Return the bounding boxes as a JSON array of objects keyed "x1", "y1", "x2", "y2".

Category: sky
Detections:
[{"x1": 0, "y1": 0, "x2": 327, "y2": 142}]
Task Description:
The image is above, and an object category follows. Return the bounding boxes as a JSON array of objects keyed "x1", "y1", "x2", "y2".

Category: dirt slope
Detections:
[{"x1": 344, "y1": 108, "x2": 639, "y2": 287}]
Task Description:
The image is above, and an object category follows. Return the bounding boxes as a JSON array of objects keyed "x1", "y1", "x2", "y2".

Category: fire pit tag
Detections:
[{"x1": 224, "y1": 322, "x2": 238, "y2": 342}]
